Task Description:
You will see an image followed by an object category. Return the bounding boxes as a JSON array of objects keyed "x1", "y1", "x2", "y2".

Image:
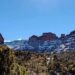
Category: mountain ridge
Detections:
[{"x1": 5, "y1": 30, "x2": 75, "y2": 53}]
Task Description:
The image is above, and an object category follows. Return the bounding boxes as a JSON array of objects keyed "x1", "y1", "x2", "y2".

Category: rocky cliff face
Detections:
[
  {"x1": 28, "y1": 32, "x2": 58, "y2": 50},
  {"x1": 69, "y1": 30, "x2": 75, "y2": 35},
  {"x1": 5, "y1": 30, "x2": 75, "y2": 53},
  {"x1": 39, "y1": 32, "x2": 58, "y2": 41},
  {"x1": 29, "y1": 32, "x2": 58, "y2": 42},
  {"x1": 0, "y1": 33, "x2": 4, "y2": 44},
  {"x1": 29, "y1": 35, "x2": 39, "y2": 42}
]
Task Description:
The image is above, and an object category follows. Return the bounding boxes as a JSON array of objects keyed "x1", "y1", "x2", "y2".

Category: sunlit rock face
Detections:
[
  {"x1": 28, "y1": 33, "x2": 58, "y2": 50},
  {"x1": 0, "y1": 33, "x2": 4, "y2": 44},
  {"x1": 39, "y1": 32, "x2": 58, "y2": 41},
  {"x1": 29, "y1": 32, "x2": 58, "y2": 42}
]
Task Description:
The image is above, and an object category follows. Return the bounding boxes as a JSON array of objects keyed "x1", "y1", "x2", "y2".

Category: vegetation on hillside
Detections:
[
  {"x1": 0, "y1": 45, "x2": 27, "y2": 75},
  {"x1": 0, "y1": 45, "x2": 75, "y2": 75},
  {"x1": 15, "y1": 50, "x2": 75, "y2": 75}
]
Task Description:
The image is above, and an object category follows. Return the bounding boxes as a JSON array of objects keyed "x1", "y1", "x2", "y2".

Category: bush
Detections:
[{"x1": 0, "y1": 45, "x2": 27, "y2": 75}]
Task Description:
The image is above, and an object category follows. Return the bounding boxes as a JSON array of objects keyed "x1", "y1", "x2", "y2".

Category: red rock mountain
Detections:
[
  {"x1": 39, "y1": 33, "x2": 58, "y2": 41},
  {"x1": 0, "y1": 33, "x2": 4, "y2": 44},
  {"x1": 29, "y1": 32, "x2": 58, "y2": 42}
]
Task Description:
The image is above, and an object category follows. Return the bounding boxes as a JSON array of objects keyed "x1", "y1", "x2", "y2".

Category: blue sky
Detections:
[{"x1": 0, "y1": 0, "x2": 75, "y2": 41}]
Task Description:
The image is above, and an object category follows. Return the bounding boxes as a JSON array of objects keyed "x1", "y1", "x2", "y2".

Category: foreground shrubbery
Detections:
[
  {"x1": 0, "y1": 45, "x2": 27, "y2": 75},
  {"x1": 0, "y1": 45, "x2": 75, "y2": 75},
  {"x1": 47, "y1": 55, "x2": 75, "y2": 75},
  {"x1": 15, "y1": 50, "x2": 75, "y2": 75}
]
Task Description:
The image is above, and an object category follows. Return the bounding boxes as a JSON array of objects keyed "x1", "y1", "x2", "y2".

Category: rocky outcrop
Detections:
[
  {"x1": 0, "y1": 33, "x2": 4, "y2": 44},
  {"x1": 29, "y1": 35, "x2": 39, "y2": 42},
  {"x1": 66, "y1": 30, "x2": 75, "y2": 38},
  {"x1": 69, "y1": 30, "x2": 75, "y2": 35},
  {"x1": 60, "y1": 34, "x2": 66, "y2": 41},
  {"x1": 39, "y1": 32, "x2": 58, "y2": 41},
  {"x1": 5, "y1": 30, "x2": 75, "y2": 52},
  {"x1": 29, "y1": 32, "x2": 58, "y2": 42}
]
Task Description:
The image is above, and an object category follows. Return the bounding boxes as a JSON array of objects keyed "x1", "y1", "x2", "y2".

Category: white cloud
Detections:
[
  {"x1": 17, "y1": 38, "x2": 23, "y2": 40},
  {"x1": 4, "y1": 40, "x2": 11, "y2": 42},
  {"x1": 5, "y1": 38, "x2": 23, "y2": 42}
]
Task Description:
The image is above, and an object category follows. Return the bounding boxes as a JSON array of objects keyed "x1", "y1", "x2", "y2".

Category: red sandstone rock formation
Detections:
[
  {"x1": 29, "y1": 32, "x2": 58, "y2": 42},
  {"x1": 39, "y1": 33, "x2": 58, "y2": 41},
  {"x1": 0, "y1": 33, "x2": 4, "y2": 44}
]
